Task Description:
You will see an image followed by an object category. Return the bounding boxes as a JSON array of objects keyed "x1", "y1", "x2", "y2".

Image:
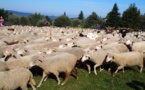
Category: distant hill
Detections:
[
  {"x1": 7, "y1": 10, "x2": 31, "y2": 16},
  {"x1": 7, "y1": 10, "x2": 56, "y2": 20}
]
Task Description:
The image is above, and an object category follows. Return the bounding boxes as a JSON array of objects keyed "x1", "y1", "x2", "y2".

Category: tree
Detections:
[
  {"x1": 122, "y1": 3, "x2": 140, "y2": 29},
  {"x1": 20, "y1": 16, "x2": 29, "y2": 25},
  {"x1": 71, "y1": 19, "x2": 81, "y2": 27},
  {"x1": 78, "y1": 10, "x2": 84, "y2": 20},
  {"x1": 28, "y1": 13, "x2": 43, "y2": 26},
  {"x1": 106, "y1": 3, "x2": 121, "y2": 28},
  {"x1": 84, "y1": 12, "x2": 99, "y2": 28},
  {"x1": 45, "y1": 16, "x2": 52, "y2": 25},
  {"x1": 37, "y1": 18, "x2": 47, "y2": 27},
  {"x1": 140, "y1": 14, "x2": 145, "y2": 30},
  {"x1": 7, "y1": 14, "x2": 20, "y2": 25},
  {"x1": 53, "y1": 15, "x2": 71, "y2": 27},
  {"x1": 28, "y1": 13, "x2": 51, "y2": 26},
  {"x1": 0, "y1": 8, "x2": 11, "y2": 25},
  {"x1": 63, "y1": 12, "x2": 66, "y2": 16}
]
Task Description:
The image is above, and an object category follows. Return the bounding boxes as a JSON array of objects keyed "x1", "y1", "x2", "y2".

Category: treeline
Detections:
[{"x1": 0, "y1": 3, "x2": 145, "y2": 30}]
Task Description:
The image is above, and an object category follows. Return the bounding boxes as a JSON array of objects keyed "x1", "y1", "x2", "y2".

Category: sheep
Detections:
[
  {"x1": 5, "y1": 53, "x2": 43, "y2": 70},
  {"x1": 125, "y1": 41, "x2": 145, "y2": 56},
  {"x1": 54, "y1": 47, "x2": 85, "y2": 61},
  {"x1": 30, "y1": 52, "x2": 78, "y2": 87},
  {"x1": 75, "y1": 37, "x2": 97, "y2": 49},
  {"x1": 0, "y1": 61, "x2": 8, "y2": 71},
  {"x1": 98, "y1": 43, "x2": 129, "y2": 53},
  {"x1": 24, "y1": 41, "x2": 66, "y2": 51},
  {"x1": 52, "y1": 47, "x2": 85, "y2": 69},
  {"x1": 106, "y1": 51, "x2": 144, "y2": 75},
  {"x1": 0, "y1": 46, "x2": 10, "y2": 58},
  {"x1": 0, "y1": 68, "x2": 36, "y2": 90},
  {"x1": 81, "y1": 49, "x2": 119, "y2": 75},
  {"x1": 132, "y1": 41, "x2": 145, "y2": 52}
]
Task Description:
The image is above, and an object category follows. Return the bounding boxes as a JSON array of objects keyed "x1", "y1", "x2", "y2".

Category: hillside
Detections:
[{"x1": 7, "y1": 10, "x2": 56, "y2": 20}]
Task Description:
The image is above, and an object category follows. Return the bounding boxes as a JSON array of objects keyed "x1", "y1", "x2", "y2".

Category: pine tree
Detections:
[
  {"x1": 106, "y1": 3, "x2": 121, "y2": 28},
  {"x1": 122, "y1": 3, "x2": 140, "y2": 29},
  {"x1": 0, "y1": 8, "x2": 11, "y2": 21},
  {"x1": 63, "y1": 12, "x2": 66, "y2": 16},
  {"x1": 78, "y1": 10, "x2": 84, "y2": 20},
  {"x1": 54, "y1": 15, "x2": 71, "y2": 27},
  {"x1": 140, "y1": 14, "x2": 145, "y2": 30},
  {"x1": 84, "y1": 12, "x2": 99, "y2": 28}
]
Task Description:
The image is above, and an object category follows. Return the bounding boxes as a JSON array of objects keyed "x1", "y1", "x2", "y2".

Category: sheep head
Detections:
[
  {"x1": 106, "y1": 54, "x2": 114, "y2": 62},
  {"x1": 81, "y1": 54, "x2": 90, "y2": 62}
]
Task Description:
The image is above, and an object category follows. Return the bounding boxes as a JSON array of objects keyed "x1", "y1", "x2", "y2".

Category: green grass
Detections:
[{"x1": 28, "y1": 67, "x2": 145, "y2": 90}]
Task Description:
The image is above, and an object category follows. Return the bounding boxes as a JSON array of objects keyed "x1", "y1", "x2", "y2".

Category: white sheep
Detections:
[
  {"x1": 125, "y1": 41, "x2": 145, "y2": 56},
  {"x1": 106, "y1": 51, "x2": 144, "y2": 75},
  {"x1": 5, "y1": 54, "x2": 42, "y2": 70},
  {"x1": 0, "y1": 61, "x2": 8, "y2": 71},
  {"x1": 132, "y1": 41, "x2": 145, "y2": 52},
  {"x1": 81, "y1": 49, "x2": 119, "y2": 75},
  {"x1": 98, "y1": 43, "x2": 129, "y2": 53},
  {"x1": 30, "y1": 52, "x2": 78, "y2": 87},
  {"x1": 0, "y1": 68, "x2": 36, "y2": 90},
  {"x1": 52, "y1": 47, "x2": 85, "y2": 69},
  {"x1": 54, "y1": 47, "x2": 85, "y2": 61}
]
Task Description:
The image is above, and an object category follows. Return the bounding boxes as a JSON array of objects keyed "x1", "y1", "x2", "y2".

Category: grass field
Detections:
[{"x1": 28, "y1": 66, "x2": 145, "y2": 90}]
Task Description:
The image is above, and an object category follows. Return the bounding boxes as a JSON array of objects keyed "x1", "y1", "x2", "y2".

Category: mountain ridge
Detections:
[{"x1": 7, "y1": 10, "x2": 56, "y2": 20}]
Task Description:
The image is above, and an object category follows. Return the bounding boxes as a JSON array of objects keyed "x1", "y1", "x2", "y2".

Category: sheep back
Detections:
[
  {"x1": 113, "y1": 52, "x2": 143, "y2": 67},
  {"x1": 0, "y1": 68, "x2": 35, "y2": 90}
]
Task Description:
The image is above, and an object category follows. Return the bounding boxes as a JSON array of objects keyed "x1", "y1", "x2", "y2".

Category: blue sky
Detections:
[{"x1": 0, "y1": 0, "x2": 145, "y2": 18}]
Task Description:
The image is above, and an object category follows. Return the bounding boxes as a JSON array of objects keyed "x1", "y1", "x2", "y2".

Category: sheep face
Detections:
[
  {"x1": 96, "y1": 45, "x2": 102, "y2": 50},
  {"x1": 125, "y1": 40, "x2": 132, "y2": 45},
  {"x1": 106, "y1": 54, "x2": 114, "y2": 62},
  {"x1": 81, "y1": 54, "x2": 90, "y2": 62},
  {"x1": 17, "y1": 49, "x2": 25, "y2": 56},
  {"x1": 59, "y1": 44, "x2": 64, "y2": 48},
  {"x1": 44, "y1": 49, "x2": 55, "y2": 55},
  {"x1": 3, "y1": 50, "x2": 12, "y2": 57},
  {"x1": 30, "y1": 59, "x2": 42, "y2": 67},
  {"x1": 102, "y1": 37, "x2": 107, "y2": 42}
]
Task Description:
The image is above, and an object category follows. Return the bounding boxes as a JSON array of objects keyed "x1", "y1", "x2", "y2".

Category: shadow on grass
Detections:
[{"x1": 126, "y1": 80, "x2": 145, "y2": 90}]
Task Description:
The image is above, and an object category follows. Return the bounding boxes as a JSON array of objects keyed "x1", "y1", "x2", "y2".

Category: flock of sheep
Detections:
[{"x1": 0, "y1": 25, "x2": 145, "y2": 90}]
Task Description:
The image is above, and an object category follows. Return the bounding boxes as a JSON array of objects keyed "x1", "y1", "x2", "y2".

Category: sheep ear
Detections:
[
  {"x1": 132, "y1": 42, "x2": 134, "y2": 45},
  {"x1": 38, "y1": 59, "x2": 43, "y2": 62},
  {"x1": 112, "y1": 55, "x2": 114, "y2": 59},
  {"x1": 111, "y1": 54, "x2": 114, "y2": 59},
  {"x1": 86, "y1": 54, "x2": 90, "y2": 59},
  {"x1": 24, "y1": 49, "x2": 28, "y2": 52},
  {"x1": 13, "y1": 55, "x2": 16, "y2": 58},
  {"x1": 94, "y1": 49, "x2": 97, "y2": 51},
  {"x1": 88, "y1": 56, "x2": 90, "y2": 60}
]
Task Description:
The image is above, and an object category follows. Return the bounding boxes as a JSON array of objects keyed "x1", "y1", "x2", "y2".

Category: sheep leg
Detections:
[
  {"x1": 86, "y1": 64, "x2": 91, "y2": 73},
  {"x1": 29, "y1": 83, "x2": 36, "y2": 90},
  {"x1": 44, "y1": 76, "x2": 48, "y2": 81},
  {"x1": 139, "y1": 65, "x2": 143, "y2": 73},
  {"x1": 94, "y1": 64, "x2": 101, "y2": 75},
  {"x1": 122, "y1": 68, "x2": 125, "y2": 73},
  {"x1": 29, "y1": 78, "x2": 36, "y2": 90},
  {"x1": 61, "y1": 71, "x2": 71, "y2": 85},
  {"x1": 72, "y1": 68, "x2": 78, "y2": 79},
  {"x1": 20, "y1": 85, "x2": 28, "y2": 90},
  {"x1": 108, "y1": 68, "x2": 111, "y2": 72},
  {"x1": 100, "y1": 67, "x2": 104, "y2": 72},
  {"x1": 115, "y1": 66, "x2": 124, "y2": 74},
  {"x1": 54, "y1": 72, "x2": 61, "y2": 85},
  {"x1": 37, "y1": 71, "x2": 47, "y2": 88}
]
